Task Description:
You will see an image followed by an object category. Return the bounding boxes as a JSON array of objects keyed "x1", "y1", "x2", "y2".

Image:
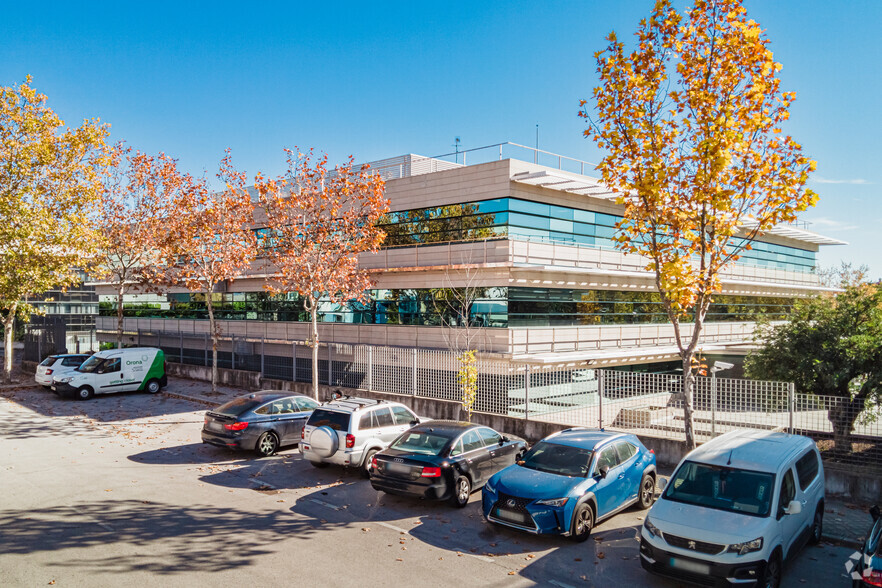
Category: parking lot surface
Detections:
[{"x1": 0, "y1": 383, "x2": 857, "y2": 587}]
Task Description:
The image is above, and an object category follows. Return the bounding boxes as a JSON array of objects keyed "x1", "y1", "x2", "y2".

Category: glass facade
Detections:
[
  {"x1": 102, "y1": 287, "x2": 794, "y2": 327},
  {"x1": 374, "y1": 198, "x2": 817, "y2": 274}
]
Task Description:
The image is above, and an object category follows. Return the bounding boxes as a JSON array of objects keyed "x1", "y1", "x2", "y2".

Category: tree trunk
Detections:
[
  {"x1": 682, "y1": 355, "x2": 697, "y2": 450},
  {"x1": 304, "y1": 295, "x2": 320, "y2": 401},
  {"x1": 116, "y1": 285, "x2": 125, "y2": 349},
  {"x1": 829, "y1": 398, "x2": 861, "y2": 458},
  {"x1": 206, "y1": 293, "x2": 218, "y2": 395},
  {"x1": 3, "y1": 307, "x2": 15, "y2": 383}
]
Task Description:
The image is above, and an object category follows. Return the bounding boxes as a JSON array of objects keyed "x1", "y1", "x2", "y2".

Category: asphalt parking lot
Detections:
[{"x1": 0, "y1": 383, "x2": 858, "y2": 587}]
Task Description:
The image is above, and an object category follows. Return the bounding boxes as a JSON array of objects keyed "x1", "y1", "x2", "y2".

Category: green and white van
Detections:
[{"x1": 52, "y1": 347, "x2": 168, "y2": 400}]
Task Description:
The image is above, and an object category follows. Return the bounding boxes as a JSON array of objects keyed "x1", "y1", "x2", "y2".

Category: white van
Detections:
[
  {"x1": 52, "y1": 347, "x2": 167, "y2": 400},
  {"x1": 640, "y1": 429, "x2": 824, "y2": 588}
]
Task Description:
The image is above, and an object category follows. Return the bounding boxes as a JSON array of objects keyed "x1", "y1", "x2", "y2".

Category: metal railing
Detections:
[{"x1": 127, "y1": 327, "x2": 882, "y2": 468}]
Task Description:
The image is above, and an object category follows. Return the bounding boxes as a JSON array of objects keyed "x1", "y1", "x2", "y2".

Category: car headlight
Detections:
[
  {"x1": 643, "y1": 517, "x2": 663, "y2": 538},
  {"x1": 536, "y1": 497, "x2": 569, "y2": 507},
  {"x1": 727, "y1": 537, "x2": 763, "y2": 555},
  {"x1": 484, "y1": 480, "x2": 496, "y2": 494},
  {"x1": 58, "y1": 377, "x2": 72, "y2": 384}
]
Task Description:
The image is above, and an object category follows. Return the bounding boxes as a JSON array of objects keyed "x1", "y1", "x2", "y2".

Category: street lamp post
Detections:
[{"x1": 710, "y1": 361, "x2": 734, "y2": 437}]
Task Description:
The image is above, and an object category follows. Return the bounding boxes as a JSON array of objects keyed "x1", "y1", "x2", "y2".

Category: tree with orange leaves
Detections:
[
  {"x1": 97, "y1": 144, "x2": 182, "y2": 349},
  {"x1": 581, "y1": 0, "x2": 818, "y2": 448},
  {"x1": 257, "y1": 150, "x2": 388, "y2": 401},
  {"x1": 159, "y1": 151, "x2": 257, "y2": 394}
]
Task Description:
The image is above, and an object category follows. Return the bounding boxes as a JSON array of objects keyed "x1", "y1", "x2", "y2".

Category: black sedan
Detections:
[
  {"x1": 201, "y1": 391, "x2": 320, "y2": 457},
  {"x1": 369, "y1": 421, "x2": 527, "y2": 507}
]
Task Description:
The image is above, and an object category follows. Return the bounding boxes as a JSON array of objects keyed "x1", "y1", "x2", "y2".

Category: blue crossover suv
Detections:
[{"x1": 482, "y1": 428, "x2": 657, "y2": 541}]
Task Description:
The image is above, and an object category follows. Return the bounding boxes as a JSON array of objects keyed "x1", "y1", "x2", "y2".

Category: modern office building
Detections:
[
  {"x1": 94, "y1": 143, "x2": 843, "y2": 373},
  {"x1": 24, "y1": 272, "x2": 100, "y2": 358}
]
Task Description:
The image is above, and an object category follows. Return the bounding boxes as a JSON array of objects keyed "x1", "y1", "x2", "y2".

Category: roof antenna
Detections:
[
  {"x1": 453, "y1": 137, "x2": 461, "y2": 164},
  {"x1": 727, "y1": 449, "x2": 733, "y2": 465}
]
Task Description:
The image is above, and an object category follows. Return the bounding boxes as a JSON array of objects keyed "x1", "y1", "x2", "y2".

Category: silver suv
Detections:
[{"x1": 299, "y1": 397, "x2": 424, "y2": 476}]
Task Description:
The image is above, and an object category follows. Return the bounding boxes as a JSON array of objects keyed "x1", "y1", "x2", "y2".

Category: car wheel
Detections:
[
  {"x1": 450, "y1": 476, "x2": 471, "y2": 508},
  {"x1": 77, "y1": 386, "x2": 94, "y2": 400},
  {"x1": 42, "y1": 385, "x2": 51, "y2": 390},
  {"x1": 309, "y1": 461, "x2": 329, "y2": 469},
  {"x1": 361, "y1": 449, "x2": 378, "y2": 478},
  {"x1": 763, "y1": 551, "x2": 781, "y2": 588},
  {"x1": 145, "y1": 379, "x2": 161, "y2": 394},
  {"x1": 570, "y1": 503, "x2": 594, "y2": 542},
  {"x1": 808, "y1": 506, "x2": 823, "y2": 545},
  {"x1": 256, "y1": 432, "x2": 279, "y2": 457},
  {"x1": 638, "y1": 473, "x2": 656, "y2": 509}
]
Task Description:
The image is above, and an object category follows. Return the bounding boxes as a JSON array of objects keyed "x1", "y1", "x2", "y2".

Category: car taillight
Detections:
[
  {"x1": 46, "y1": 369, "x2": 54, "y2": 375},
  {"x1": 204, "y1": 417, "x2": 209, "y2": 425},
  {"x1": 371, "y1": 456, "x2": 378, "y2": 469},
  {"x1": 865, "y1": 570, "x2": 882, "y2": 587},
  {"x1": 420, "y1": 467, "x2": 442, "y2": 478},
  {"x1": 224, "y1": 422, "x2": 249, "y2": 431},
  {"x1": 346, "y1": 434, "x2": 355, "y2": 448},
  {"x1": 301, "y1": 428, "x2": 305, "y2": 439}
]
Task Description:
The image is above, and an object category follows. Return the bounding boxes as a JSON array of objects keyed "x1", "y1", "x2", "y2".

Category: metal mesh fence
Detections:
[{"x1": 122, "y1": 328, "x2": 882, "y2": 468}]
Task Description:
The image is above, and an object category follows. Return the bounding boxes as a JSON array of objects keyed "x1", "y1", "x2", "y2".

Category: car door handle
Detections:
[{"x1": 618, "y1": 473, "x2": 625, "y2": 480}]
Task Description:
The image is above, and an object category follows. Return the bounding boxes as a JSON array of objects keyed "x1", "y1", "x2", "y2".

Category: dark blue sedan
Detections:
[
  {"x1": 201, "y1": 391, "x2": 320, "y2": 457},
  {"x1": 482, "y1": 428, "x2": 656, "y2": 541}
]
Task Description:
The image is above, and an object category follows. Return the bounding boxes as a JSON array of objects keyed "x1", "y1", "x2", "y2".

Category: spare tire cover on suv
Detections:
[{"x1": 309, "y1": 426, "x2": 339, "y2": 458}]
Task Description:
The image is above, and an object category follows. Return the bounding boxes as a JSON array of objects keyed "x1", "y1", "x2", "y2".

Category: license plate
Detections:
[
  {"x1": 496, "y1": 509, "x2": 527, "y2": 523},
  {"x1": 210, "y1": 421, "x2": 224, "y2": 431},
  {"x1": 669, "y1": 557, "x2": 710, "y2": 575},
  {"x1": 385, "y1": 462, "x2": 411, "y2": 475}
]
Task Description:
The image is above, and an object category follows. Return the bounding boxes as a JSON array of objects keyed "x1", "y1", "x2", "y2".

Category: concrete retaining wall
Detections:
[{"x1": 168, "y1": 362, "x2": 877, "y2": 500}]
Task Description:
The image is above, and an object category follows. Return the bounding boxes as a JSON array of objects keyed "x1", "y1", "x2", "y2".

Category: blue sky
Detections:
[{"x1": 2, "y1": 1, "x2": 879, "y2": 277}]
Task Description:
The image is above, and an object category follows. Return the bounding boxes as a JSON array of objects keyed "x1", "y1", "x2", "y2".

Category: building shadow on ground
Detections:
[{"x1": 0, "y1": 498, "x2": 343, "y2": 575}]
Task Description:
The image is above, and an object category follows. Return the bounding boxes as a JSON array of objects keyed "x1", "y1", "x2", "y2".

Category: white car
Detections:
[
  {"x1": 52, "y1": 347, "x2": 167, "y2": 400},
  {"x1": 35, "y1": 354, "x2": 91, "y2": 388},
  {"x1": 640, "y1": 429, "x2": 824, "y2": 588},
  {"x1": 299, "y1": 397, "x2": 426, "y2": 476}
]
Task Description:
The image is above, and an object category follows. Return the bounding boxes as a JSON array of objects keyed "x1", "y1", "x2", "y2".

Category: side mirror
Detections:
[
  {"x1": 410, "y1": 419, "x2": 419, "y2": 427},
  {"x1": 871, "y1": 505, "x2": 880, "y2": 521},
  {"x1": 499, "y1": 436, "x2": 509, "y2": 445},
  {"x1": 784, "y1": 500, "x2": 802, "y2": 516},
  {"x1": 599, "y1": 465, "x2": 610, "y2": 479},
  {"x1": 657, "y1": 478, "x2": 668, "y2": 491}
]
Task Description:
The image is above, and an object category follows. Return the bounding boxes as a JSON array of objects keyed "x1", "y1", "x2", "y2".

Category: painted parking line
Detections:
[
  {"x1": 375, "y1": 521, "x2": 410, "y2": 534},
  {"x1": 308, "y1": 498, "x2": 344, "y2": 511}
]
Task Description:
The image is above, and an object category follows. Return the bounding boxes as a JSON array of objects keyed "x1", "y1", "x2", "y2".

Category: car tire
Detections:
[
  {"x1": 450, "y1": 475, "x2": 471, "y2": 508},
  {"x1": 145, "y1": 379, "x2": 161, "y2": 394},
  {"x1": 638, "y1": 473, "x2": 656, "y2": 509},
  {"x1": 808, "y1": 505, "x2": 823, "y2": 545},
  {"x1": 41, "y1": 385, "x2": 51, "y2": 390},
  {"x1": 256, "y1": 432, "x2": 279, "y2": 457},
  {"x1": 763, "y1": 551, "x2": 781, "y2": 588},
  {"x1": 361, "y1": 449, "x2": 378, "y2": 478},
  {"x1": 309, "y1": 461, "x2": 329, "y2": 469},
  {"x1": 570, "y1": 502, "x2": 594, "y2": 542},
  {"x1": 77, "y1": 386, "x2": 94, "y2": 400}
]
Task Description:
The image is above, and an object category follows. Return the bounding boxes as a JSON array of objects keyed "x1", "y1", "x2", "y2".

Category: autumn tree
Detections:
[
  {"x1": 159, "y1": 151, "x2": 257, "y2": 394},
  {"x1": 97, "y1": 144, "x2": 182, "y2": 348},
  {"x1": 745, "y1": 284, "x2": 882, "y2": 456},
  {"x1": 257, "y1": 149, "x2": 388, "y2": 400},
  {"x1": 0, "y1": 78, "x2": 108, "y2": 380},
  {"x1": 582, "y1": 0, "x2": 818, "y2": 448}
]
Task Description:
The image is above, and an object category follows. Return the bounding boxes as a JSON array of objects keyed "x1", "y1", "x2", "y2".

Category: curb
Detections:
[
  {"x1": 821, "y1": 533, "x2": 862, "y2": 549},
  {"x1": 162, "y1": 390, "x2": 218, "y2": 407}
]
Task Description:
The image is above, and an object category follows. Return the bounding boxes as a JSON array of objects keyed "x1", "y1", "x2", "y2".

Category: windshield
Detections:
[
  {"x1": 214, "y1": 396, "x2": 266, "y2": 417},
  {"x1": 389, "y1": 431, "x2": 450, "y2": 456},
  {"x1": 518, "y1": 441, "x2": 593, "y2": 477},
  {"x1": 306, "y1": 409, "x2": 351, "y2": 431},
  {"x1": 77, "y1": 356, "x2": 104, "y2": 373},
  {"x1": 663, "y1": 461, "x2": 775, "y2": 518}
]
